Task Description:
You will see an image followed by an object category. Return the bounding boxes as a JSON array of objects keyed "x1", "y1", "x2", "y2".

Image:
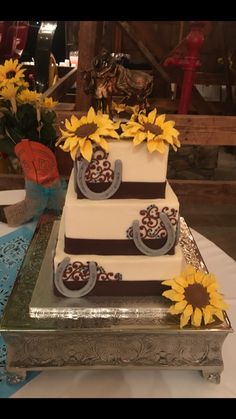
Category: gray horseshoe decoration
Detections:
[
  {"x1": 54, "y1": 257, "x2": 97, "y2": 298},
  {"x1": 76, "y1": 158, "x2": 122, "y2": 200},
  {"x1": 132, "y1": 212, "x2": 176, "y2": 256}
]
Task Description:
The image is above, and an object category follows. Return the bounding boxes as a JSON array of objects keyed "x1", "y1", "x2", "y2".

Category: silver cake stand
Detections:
[{"x1": 0, "y1": 215, "x2": 233, "y2": 385}]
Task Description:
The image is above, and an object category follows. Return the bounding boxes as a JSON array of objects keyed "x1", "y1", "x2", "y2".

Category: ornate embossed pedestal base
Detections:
[
  {"x1": 3, "y1": 327, "x2": 228, "y2": 384},
  {"x1": 0, "y1": 215, "x2": 233, "y2": 384}
]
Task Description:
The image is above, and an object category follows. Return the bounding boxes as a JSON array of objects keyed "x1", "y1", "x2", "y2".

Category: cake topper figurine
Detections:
[{"x1": 82, "y1": 50, "x2": 154, "y2": 117}]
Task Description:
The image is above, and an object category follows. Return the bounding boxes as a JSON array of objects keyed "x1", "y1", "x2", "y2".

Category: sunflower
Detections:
[
  {"x1": 162, "y1": 265, "x2": 228, "y2": 328},
  {"x1": 41, "y1": 97, "x2": 58, "y2": 109},
  {"x1": 57, "y1": 106, "x2": 120, "y2": 161},
  {"x1": 0, "y1": 84, "x2": 18, "y2": 100},
  {"x1": 17, "y1": 89, "x2": 42, "y2": 104},
  {"x1": 0, "y1": 84, "x2": 19, "y2": 113},
  {"x1": 121, "y1": 107, "x2": 180, "y2": 154},
  {"x1": 112, "y1": 101, "x2": 140, "y2": 116},
  {"x1": 0, "y1": 59, "x2": 26, "y2": 87}
]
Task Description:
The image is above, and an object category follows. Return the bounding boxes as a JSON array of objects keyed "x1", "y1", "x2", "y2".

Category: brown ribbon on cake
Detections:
[
  {"x1": 76, "y1": 181, "x2": 166, "y2": 199},
  {"x1": 54, "y1": 280, "x2": 168, "y2": 297},
  {"x1": 64, "y1": 237, "x2": 175, "y2": 255}
]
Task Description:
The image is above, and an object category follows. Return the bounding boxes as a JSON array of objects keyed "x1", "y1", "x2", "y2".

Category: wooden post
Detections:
[{"x1": 75, "y1": 21, "x2": 103, "y2": 112}]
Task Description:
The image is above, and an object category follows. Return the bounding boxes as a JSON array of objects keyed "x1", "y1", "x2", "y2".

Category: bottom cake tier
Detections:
[{"x1": 53, "y1": 215, "x2": 185, "y2": 297}]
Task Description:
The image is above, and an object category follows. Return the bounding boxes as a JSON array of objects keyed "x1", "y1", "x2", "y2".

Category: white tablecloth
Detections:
[{"x1": 0, "y1": 190, "x2": 236, "y2": 398}]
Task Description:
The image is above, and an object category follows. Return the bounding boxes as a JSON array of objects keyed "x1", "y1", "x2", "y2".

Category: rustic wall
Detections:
[{"x1": 167, "y1": 146, "x2": 219, "y2": 180}]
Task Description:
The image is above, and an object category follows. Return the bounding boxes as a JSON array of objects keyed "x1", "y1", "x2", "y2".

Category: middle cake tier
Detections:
[
  {"x1": 55, "y1": 215, "x2": 185, "y2": 297},
  {"x1": 64, "y1": 171, "x2": 180, "y2": 256}
]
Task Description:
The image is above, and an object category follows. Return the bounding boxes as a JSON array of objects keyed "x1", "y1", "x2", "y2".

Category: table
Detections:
[{"x1": 0, "y1": 190, "x2": 236, "y2": 398}]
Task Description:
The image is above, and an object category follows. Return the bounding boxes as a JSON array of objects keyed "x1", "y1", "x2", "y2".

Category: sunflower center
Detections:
[
  {"x1": 184, "y1": 283, "x2": 210, "y2": 308},
  {"x1": 6, "y1": 70, "x2": 16, "y2": 79},
  {"x1": 144, "y1": 122, "x2": 162, "y2": 136},
  {"x1": 75, "y1": 122, "x2": 97, "y2": 138}
]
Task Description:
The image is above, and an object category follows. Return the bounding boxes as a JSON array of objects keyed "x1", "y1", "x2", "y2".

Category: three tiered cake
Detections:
[{"x1": 53, "y1": 107, "x2": 185, "y2": 297}]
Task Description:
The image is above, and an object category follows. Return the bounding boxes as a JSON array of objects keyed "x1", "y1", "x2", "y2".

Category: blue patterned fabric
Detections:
[{"x1": 0, "y1": 221, "x2": 38, "y2": 398}]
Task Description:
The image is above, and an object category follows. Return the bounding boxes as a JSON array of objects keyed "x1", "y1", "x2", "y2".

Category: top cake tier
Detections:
[{"x1": 75, "y1": 140, "x2": 169, "y2": 200}]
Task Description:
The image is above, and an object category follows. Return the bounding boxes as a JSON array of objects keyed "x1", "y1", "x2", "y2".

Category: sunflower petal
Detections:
[
  {"x1": 155, "y1": 114, "x2": 166, "y2": 126},
  {"x1": 175, "y1": 276, "x2": 188, "y2": 288},
  {"x1": 89, "y1": 133, "x2": 101, "y2": 143},
  {"x1": 98, "y1": 138, "x2": 109, "y2": 152},
  {"x1": 87, "y1": 106, "x2": 95, "y2": 123},
  {"x1": 162, "y1": 289, "x2": 185, "y2": 302},
  {"x1": 81, "y1": 139, "x2": 93, "y2": 162},
  {"x1": 194, "y1": 271, "x2": 205, "y2": 284},
  {"x1": 183, "y1": 304, "x2": 193, "y2": 318},
  {"x1": 210, "y1": 297, "x2": 228, "y2": 310},
  {"x1": 202, "y1": 274, "x2": 217, "y2": 288},
  {"x1": 168, "y1": 305, "x2": 181, "y2": 315},
  {"x1": 207, "y1": 282, "x2": 219, "y2": 293},
  {"x1": 213, "y1": 308, "x2": 225, "y2": 322},
  {"x1": 161, "y1": 279, "x2": 184, "y2": 293},
  {"x1": 202, "y1": 305, "x2": 214, "y2": 324},
  {"x1": 133, "y1": 133, "x2": 146, "y2": 146},
  {"x1": 147, "y1": 140, "x2": 157, "y2": 153},
  {"x1": 147, "y1": 108, "x2": 157, "y2": 124},
  {"x1": 191, "y1": 307, "x2": 202, "y2": 327},
  {"x1": 70, "y1": 145, "x2": 79, "y2": 161},
  {"x1": 174, "y1": 299, "x2": 188, "y2": 311},
  {"x1": 65, "y1": 118, "x2": 73, "y2": 131},
  {"x1": 161, "y1": 279, "x2": 176, "y2": 287},
  {"x1": 180, "y1": 313, "x2": 191, "y2": 328}
]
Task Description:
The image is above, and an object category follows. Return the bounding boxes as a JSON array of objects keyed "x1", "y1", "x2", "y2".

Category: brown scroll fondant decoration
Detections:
[
  {"x1": 132, "y1": 212, "x2": 175, "y2": 256},
  {"x1": 76, "y1": 157, "x2": 122, "y2": 200},
  {"x1": 54, "y1": 257, "x2": 97, "y2": 298},
  {"x1": 126, "y1": 205, "x2": 178, "y2": 239}
]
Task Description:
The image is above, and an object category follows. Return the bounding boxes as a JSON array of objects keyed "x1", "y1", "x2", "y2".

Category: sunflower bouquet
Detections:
[{"x1": 0, "y1": 58, "x2": 58, "y2": 158}]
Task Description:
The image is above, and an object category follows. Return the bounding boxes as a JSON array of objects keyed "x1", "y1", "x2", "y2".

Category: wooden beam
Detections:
[
  {"x1": 76, "y1": 21, "x2": 103, "y2": 112},
  {"x1": 0, "y1": 174, "x2": 25, "y2": 190},
  {"x1": 170, "y1": 179, "x2": 236, "y2": 203},
  {"x1": 56, "y1": 112, "x2": 236, "y2": 146},
  {"x1": 169, "y1": 114, "x2": 236, "y2": 145},
  {"x1": 117, "y1": 21, "x2": 171, "y2": 83},
  {"x1": 149, "y1": 98, "x2": 224, "y2": 114},
  {"x1": 167, "y1": 69, "x2": 236, "y2": 86},
  {"x1": 128, "y1": 21, "x2": 165, "y2": 60},
  {"x1": 191, "y1": 86, "x2": 218, "y2": 114},
  {"x1": 42, "y1": 67, "x2": 77, "y2": 101},
  {"x1": 117, "y1": 21, "x2": 214, "y2": 114}
]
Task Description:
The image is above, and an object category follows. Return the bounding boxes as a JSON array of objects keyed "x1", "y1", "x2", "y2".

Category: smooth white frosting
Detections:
[
  {"x1": 65, "y1": 170, "x2": 179, "y2": 239},
  {"x1": 94, "y1": 139, "x2": 169, "y2": 182}
]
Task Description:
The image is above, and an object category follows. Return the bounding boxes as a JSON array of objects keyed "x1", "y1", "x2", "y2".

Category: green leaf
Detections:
[{"x1": 41, "y1": 110, "x2": 57, "y2": 125}]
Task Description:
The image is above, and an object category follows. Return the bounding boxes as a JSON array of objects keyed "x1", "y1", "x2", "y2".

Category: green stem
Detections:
[{"x1": 5, "y1": 128, "x2": 17, "y2": 144}]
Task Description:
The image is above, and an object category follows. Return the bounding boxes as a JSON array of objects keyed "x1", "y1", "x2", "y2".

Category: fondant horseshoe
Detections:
[
  {"x1": 76, "y1": 157, "x2": 122, "y2": 199},
  {"x1": 54, "y1": 257, "x2": 97, "y2": 298},
  {"x1": 132, "y1": 212, "x2": 176, "y2": 256}
]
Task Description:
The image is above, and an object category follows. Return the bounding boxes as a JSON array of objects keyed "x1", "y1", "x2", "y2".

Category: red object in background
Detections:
[
  {"x1": 0, "y1": 21, "x2": 29, "y2": 60},
  {"x1": 15, "y1": 140, "x2": 60, "y2": 187},
  {"x1": 164, "y1": 21, "x2": 207, "y2": 114},
  {"x1": 0, "y1": 21, "x2": 11, "y2": 53}
]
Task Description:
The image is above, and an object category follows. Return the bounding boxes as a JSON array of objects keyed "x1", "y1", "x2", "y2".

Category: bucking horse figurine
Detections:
[{"x1": 82, "y1": 50, "x2": 153, "y2": 116}]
